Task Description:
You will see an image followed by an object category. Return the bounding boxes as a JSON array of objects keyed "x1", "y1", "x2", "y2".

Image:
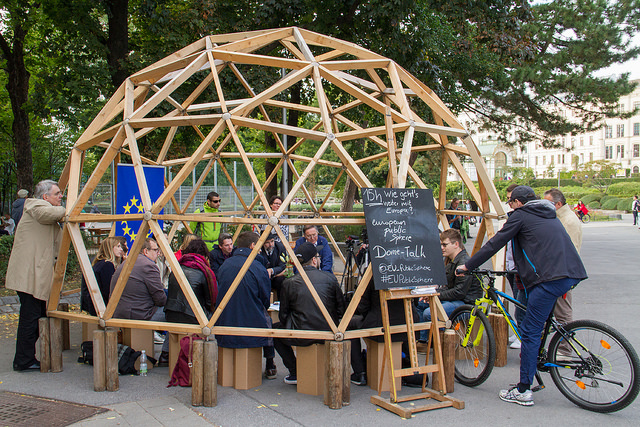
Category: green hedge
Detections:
[
  {"x1": 607, "y1": 182, "x2": 640, "y2": 197},
  {"x1": 601, "y1": 198, "x2": 622, "y2": 210},
  {"x1": 530, "y1": 179, "x2": 582, "y2": 188},
  {"x1": 581, "y1": 194, "x2": 601, "y2": 205},
  {"x1": 617, "y1": 199, "x2": 633, "y2": 212},
  {"x1": 587, "y1": 201, "x2": 601, "y2": 209}
]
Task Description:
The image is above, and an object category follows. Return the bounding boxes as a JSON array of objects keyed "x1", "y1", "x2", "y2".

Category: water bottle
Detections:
[{"x1": 139, "y1": 350, "x2": 148, "y2": 376}]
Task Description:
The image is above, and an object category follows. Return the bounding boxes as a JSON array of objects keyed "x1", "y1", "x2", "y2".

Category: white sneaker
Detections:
[
  {"x1": 154, "y1": 331, "x2": 166, "y2": 344},
  {"x1": 509, "y1": 334, "x2": 517, "y2": 343},
  {"x1": 499, "y1": 386, "x2": 534, "y2": 406},
  {"x1": 510, "y1": 339, "x2": 521, "y2": 349}
]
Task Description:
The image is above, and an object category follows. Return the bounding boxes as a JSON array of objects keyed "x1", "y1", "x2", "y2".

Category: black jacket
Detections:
[
  {"x1": 260, "y1": 241, "x2": 287, "y2": 275},
  {"x1": 279, "y1": 266, "x2": 345, "y2": 334},
  {"x1": 465, "y1": 199, "x2": 587, "y2": 288},
  {"x1": 440, "y1": 249, "x2": 482, "y2": 304},
  {"x1": 11, "y1": 198, "x2": 25, "y2": 226},
  {"x1": 209, "y1": 245, "x2": 231, "y2": 275},
  {"x1": 165, "y1": 265, "x2": 213, "y2": 321}
]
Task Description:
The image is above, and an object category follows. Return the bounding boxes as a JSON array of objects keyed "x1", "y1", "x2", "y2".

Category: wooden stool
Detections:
[
  {"x1": 217, "y1": 347, "x2": 262, "y2": 390},
  {"x1": 168, "y1": 333, "x2": 188, "y2": 377},
  {"x1": 365, "y1": 339, "x2": 402, "y2": 392},
  {"x1": 296, "y1": 343, "x2": 325, "y2": 396},
  {"x1": 122, "y1": 328, "x2": 154, "y2": 371}
]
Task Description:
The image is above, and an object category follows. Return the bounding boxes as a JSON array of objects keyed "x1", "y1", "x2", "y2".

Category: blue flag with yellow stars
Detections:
[{"x1": 115, "y1": 164, "x2": 164, "y2": 250}]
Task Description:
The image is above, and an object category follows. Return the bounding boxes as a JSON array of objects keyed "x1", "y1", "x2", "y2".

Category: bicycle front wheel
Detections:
[
  {"x1": 548, "y1": 319, "x2": 640, "y2": 413},
  {"x1": 582, "y1": 214, "x2": 591, "y2": 223},
  {"x1": 450, "y1": 304, "x2": 496, "y2": 387}
]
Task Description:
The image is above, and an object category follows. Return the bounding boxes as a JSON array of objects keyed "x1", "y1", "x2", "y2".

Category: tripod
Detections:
[{"x1": 340, "y1": 240, "x2": 368, "y2": 295}]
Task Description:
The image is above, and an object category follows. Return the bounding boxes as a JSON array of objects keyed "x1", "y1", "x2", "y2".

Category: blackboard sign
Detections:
[{"x1": 362, "y1": 187, "x2": 447, "y2": 290}]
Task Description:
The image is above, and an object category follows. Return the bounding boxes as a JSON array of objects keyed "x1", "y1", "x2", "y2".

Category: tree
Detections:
[{"x1": 577, "y1": 160, "x2": 622, "y2": 193}]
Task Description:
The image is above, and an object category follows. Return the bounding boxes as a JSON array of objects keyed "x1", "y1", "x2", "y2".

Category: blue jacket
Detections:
[
  {"x1": 215, "y1": 247, "x2": 271, "y2": 348},
  {"x1": 294, "y1": 235, "x2": 333, "y2": 272},
  {"x1": 465, "y1": 199, "x2": 587, "y2": 289}
]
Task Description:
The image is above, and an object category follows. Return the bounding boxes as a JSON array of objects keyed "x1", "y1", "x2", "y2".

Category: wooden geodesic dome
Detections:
[{"x1": 50, "y1": 27, "x2": 506, "y2": 342}]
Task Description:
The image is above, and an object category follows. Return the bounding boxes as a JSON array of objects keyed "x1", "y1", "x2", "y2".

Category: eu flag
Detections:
[{"x1": 115, "y1": 164, "x2": 165, "y2": 249}]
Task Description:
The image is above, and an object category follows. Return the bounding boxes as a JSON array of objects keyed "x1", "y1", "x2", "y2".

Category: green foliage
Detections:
[
  {"x1": 617, "y1": 199, "x2": 633, "y2": 212},
  {"x1": 557, "y1": 186, "x2": 598, "y2": 200},
  {"x1": 606, "y1": 182, "x2": 640, "y2": 197},
  {"x1": 587, "y1": 201, "x2": 600, "y2": 209},
  {"x1": 580, "y1": 194, "x2": 602, "y2": 205},
  {"x1": 0, "y1": 235, "x2": 15, "y2": 287},
  {"x1": 600, "y1": 197, "x2": 621, "y2": 210},
  {"x1": 576, "y1": 160, "x2": 622, "y2": 194}
]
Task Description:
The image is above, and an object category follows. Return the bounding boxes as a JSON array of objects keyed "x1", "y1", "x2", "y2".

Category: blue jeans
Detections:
[
  {"x1": 418, "y1": 300, "x2": 465, "y2": 341},
  {"x1": 519, "y1": 278, "x2": 578, "y2": 386},
  {"x1": 514, "y1": 288, "x2": 528, "y2": 327}
]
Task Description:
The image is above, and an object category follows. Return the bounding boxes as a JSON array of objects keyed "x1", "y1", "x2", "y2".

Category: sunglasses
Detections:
[{"x1": 210, "y1": 199, "x2": 221, "y2": 203}]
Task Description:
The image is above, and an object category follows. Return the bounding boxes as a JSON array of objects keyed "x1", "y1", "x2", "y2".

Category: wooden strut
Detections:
[{"x1": 371, "y1": 289, "x2": 464, "y2": 418}]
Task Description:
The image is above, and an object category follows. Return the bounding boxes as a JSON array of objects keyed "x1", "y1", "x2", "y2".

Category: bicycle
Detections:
[
  {"x1": 575, "y1": 211, "x2": 591, "y2": 223},
  {"x1": 450, "y1": 269, "x2": 639, "y2": 413}
]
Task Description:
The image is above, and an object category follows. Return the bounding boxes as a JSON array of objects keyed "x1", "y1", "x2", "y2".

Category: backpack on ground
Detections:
[
  {"x1": 78, "y1": 341, "x2": 94, "y2": 365},
  {"x1": 167, "y1": 335, "x2": 202, "y2": 387}
]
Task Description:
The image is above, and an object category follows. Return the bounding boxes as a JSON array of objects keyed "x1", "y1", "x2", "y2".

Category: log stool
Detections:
[
  {"x1": 217, "y1": 347, "x2": 262, "y2": 390},
  {"x1": 122, "y1": 328, "x2": 154, "y2": 371},
  {"x1": 365, "y1": 339, "x2": 402, "y2": 392},
  {"x1": 296, "y1": 343, "x2": 325, "y2": 396}
]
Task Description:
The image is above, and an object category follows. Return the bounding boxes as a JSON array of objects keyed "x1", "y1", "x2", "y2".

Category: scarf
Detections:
[{"x1": 179, "y1": 253, "x2": 218, "y2": 311}]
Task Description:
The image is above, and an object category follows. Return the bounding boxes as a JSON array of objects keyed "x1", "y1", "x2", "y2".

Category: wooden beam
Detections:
[{"x1": 68, "y1": 223, "x2": 106, "y2": 317}]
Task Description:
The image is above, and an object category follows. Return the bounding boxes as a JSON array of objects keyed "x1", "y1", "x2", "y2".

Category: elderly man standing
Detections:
[
  {"x1": 6, "y1": 180, "x2": 65, "y2": 371},
  {"x1": 110, "y1": 237, "x2": 167, "y2": 321},
  {"x1": 294, "y1": 225, "x2": 333, "y2": 272},
  {"x1": 543, "y1": 188, "x2": 582, "y2": 356}
]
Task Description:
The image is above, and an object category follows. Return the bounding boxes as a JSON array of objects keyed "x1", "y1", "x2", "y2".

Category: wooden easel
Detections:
[{"x1": 370, "y1": 288, "x2": 464, "y2": 418}]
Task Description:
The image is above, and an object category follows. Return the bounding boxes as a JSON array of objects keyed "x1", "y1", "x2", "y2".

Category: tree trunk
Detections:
[
  {"x1": 106, "y1": 0, "x2": 130, "y2": 89},
  {"x1": 265, "y1": 132, "x2": 278, "y2": 200},
  {"x1": 341, "y1": 177, "x2": 357, "y2": 212},
  {"x1": 3, "y1": 22, "x2": 33, "y2": 192}
]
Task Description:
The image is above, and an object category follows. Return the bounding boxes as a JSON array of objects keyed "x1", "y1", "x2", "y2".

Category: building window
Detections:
[
  {"x1": 580, "y1": 137, "x2": 584, "y2": 146},
  {"x1": 590, "y1": 136, "x2": 594, "y2": 145},
  {"x1": 634, "y1": 166, "x2": 639, "y2": 174},
  {"x1": 617, "y1": 124, "x2": 625, "y2": 138},
  {"x1": 543, "y1": 156, "x2": 546, "y2": 165},
  {"x1": 562, "y1": 154, "x2": 565, "y2": 163},
  {"x1": 635, "y1": 101, "x2": 640, "y2": 110},
  {"x1": 535, "y1": 156, "x2": 538, "y2": 166},
  {"x1": 617, "y1": 145, "x2": 625, "y2": 158},
  {"x1": 634, "y1": 123, "x2": 639, "y2": 136},
  {"x1": 589, "y1": 152, "x2": 593, "y2": 161},
  {"x1": 605, "y1": 146, "x2": 613, "y2": 159},
  {"x1": 634, "y1": 144, "x2": 639, "y2": 158},
  {"x1": 580, "y1": 153, "x2": 584, "y2": 163},
  {"x1": 605, "y1": 126, "x2": 613, "y2": 139}
]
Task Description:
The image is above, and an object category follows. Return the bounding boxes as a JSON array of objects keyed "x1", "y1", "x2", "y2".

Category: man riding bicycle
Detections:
[{"x1": 457, "y1": 185, "x2": 587, "y2": 406}]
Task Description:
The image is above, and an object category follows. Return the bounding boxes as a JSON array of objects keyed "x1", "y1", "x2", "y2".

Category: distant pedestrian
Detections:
[
  {"x1": 11, "y1": 189, "x2": 29, "y2": 227},
  {"x1": 633, "y1": 195, "x2": 639, "y2": 226}
]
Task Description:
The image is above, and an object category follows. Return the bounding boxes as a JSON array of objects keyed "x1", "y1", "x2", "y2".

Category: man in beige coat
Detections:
[
  {"x1": 6, "y1": 180, "x2": 65, "y2": 371},
  {"x1": 543, "y1": 188, "x2": 582, "y2": 356}
]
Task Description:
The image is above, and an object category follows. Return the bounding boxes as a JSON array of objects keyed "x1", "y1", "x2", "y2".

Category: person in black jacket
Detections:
[
  {"x1": 11, "y1": 189, "x2": 28, "y2": 227},
  {"x1": 80, "y1": 237, "x2": 125, "y2": 316},
  {"x1": 261, "y1": 232, "x2": 288, "y2": 294},
  {"x1": 209, "y1": 233, "x2": 234, "y2": 275},
  {"x1": 458, "y1": 185, "x2": 587, "y2": 407},
  {"x1": 274, "y1": 242, "x2": 345, "y2": 385}
]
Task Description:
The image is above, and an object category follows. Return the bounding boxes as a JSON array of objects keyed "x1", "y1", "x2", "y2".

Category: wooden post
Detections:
[
  {"x1": 325, "y1": 341, "x2": 344, "y2": 410},
  {"x1": 191, "y1": 339, "x2": 204, "y2": 407},
  {"x1": 57, "y1": 303, "x2": 71, "y2": 350},
  {"x1": 342, "y1": 339, "x2": 351, "y2": 406},
  {"x1": 39, "y1": 318, "x2": 51, "y2": 373},
  {"x1": 49, "y1": 318, "x2": 63, "y2": 373},
  {"x1": 490, "y1": 313, "x2": 508, "y2": 367},
  {"x1": 432, "y1": 329, "x2": 455, "y2": 393},
  {"x1": 105, "y1": 327, "x2": 120, "y2": 392},
  {"x1": 93, "y1": 329, "x2": 106, "y2": 392},
  {"x1": 203, "y1": 339, "x2": 218, "y2": 407}
]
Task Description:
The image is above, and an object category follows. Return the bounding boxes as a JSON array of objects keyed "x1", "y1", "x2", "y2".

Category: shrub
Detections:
[
  {"x1": 0, "y1": 235, "x2": 15, "y2": 287},
  {"x1": 600, "y1": 195, "x2": 616, "y2": 205},
  {"x1": 581, "y1": 194, "x2": 601, "y2": 205},
  {"x1": 617, "y1": 199, "x2": 633, "y2": 212},
  {"x1": 601, "y1": 198, "x2": 621, "y2": 210},
  {"x1": 559, "y1": 186, "x2": 598, "y2": 200},
  {"x1": 607, "y1": 182, "x2": 640, "y2": 197},
  {"x1": 587, "y1": 201, "x2": 600, "y2": 209}
]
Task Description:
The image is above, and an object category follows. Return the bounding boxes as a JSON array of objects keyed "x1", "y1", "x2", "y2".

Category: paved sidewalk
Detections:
[
  {"x1": 1, "y1": 218, "x2": 639, "y2": 426},
  {"x1": 0, "y1": 293, "x2": 80, "y2": 314}
]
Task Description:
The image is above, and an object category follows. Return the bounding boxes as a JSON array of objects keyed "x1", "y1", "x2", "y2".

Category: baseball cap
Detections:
[
  {"x1": 17, "y1": 189, "x2": 28, "y2": 198},
  {"x1": 295, "y1": 242, "x2": 318, "y2": 264},
  {"x1": 509, "y1": 185, "x2": 537, "y2": 204}
]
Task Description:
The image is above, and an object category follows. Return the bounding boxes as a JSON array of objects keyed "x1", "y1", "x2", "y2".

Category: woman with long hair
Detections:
[
  {"x1": 80, "y1": 237, "x2": 125, "y2": 316},
  {"x1": 175, "y1": 233, "x2": 199, "y2": 261}
]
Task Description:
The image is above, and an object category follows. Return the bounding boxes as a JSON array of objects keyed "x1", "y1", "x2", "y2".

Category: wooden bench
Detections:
[
  {"x1": 296, "y1": 343, "x2": 325, "y2": 396},
  {"x1": 364, "y1": 339, "x2": 402, "y2": 392},
  {"x1": 217, "y1": 347, "x2": 262, "y2": 390},
  {"x1": 168, "y1": 332, "x2": 189, "y2": 377}
]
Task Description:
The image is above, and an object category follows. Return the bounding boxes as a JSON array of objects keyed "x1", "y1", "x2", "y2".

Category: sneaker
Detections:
[
  {"x1": 499, "y1": 386, "x2": 534, "y2": 406},
  {"x1": 509, "y1": 334, "x2": 518, "y2": 343},
  {"x1": 265, "y1": 368, "x2": 277, "y2": 379},
  {"x1": 284, "y1": 374, "x2": 297, "y2": 385},
  {"x1": 154, "y1": 331, "x2": 166, "y2": 344},
  {"x1": 510, "y1": 339, "x2": 521, "y2": 349},
  {"x1": 350, "y1": 372, "x2": 367, "y2": 386}
]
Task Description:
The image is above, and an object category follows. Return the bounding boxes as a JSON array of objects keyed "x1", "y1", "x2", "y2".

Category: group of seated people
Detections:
[{"x1": 79, "y1": 202, "x2": 480, "y2": 389}]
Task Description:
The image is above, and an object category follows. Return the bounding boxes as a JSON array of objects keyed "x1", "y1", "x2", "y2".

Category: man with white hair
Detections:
[{"x1": 6, "y1": 180, "x2": 65, "y2": 371}]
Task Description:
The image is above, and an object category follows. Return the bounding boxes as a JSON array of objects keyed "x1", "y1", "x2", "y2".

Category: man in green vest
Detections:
[{"x1": 190, "y1": 191, "x2": 221, "y2": 251}]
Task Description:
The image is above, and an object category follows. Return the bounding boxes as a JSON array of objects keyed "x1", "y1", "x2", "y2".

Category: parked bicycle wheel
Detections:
[
  {"x1": 581, "y1": 213, "x2": 591, "y2": 223},
  {"x1": 548, "y1": 319, "x2": 640, "y2": 413},
  {"x1": 449, "y1": 305, "x2": 496, "y2": 387}
]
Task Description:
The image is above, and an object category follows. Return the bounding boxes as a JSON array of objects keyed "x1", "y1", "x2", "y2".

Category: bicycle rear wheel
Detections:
[
  {"x1": 548, "y1": 319, "x2": 640, "y2": 413},
  {"x1": 581, "y1": 214, "x2": 591, "y2": 223},
  {"x1": 450, "y1": 304, "x2": 496, "y2": 387}
]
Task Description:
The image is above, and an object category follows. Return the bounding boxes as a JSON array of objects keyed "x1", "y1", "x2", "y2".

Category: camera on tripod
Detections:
[{"x1": 345, "y1": 235, "x2": 360, "y2": 248}]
